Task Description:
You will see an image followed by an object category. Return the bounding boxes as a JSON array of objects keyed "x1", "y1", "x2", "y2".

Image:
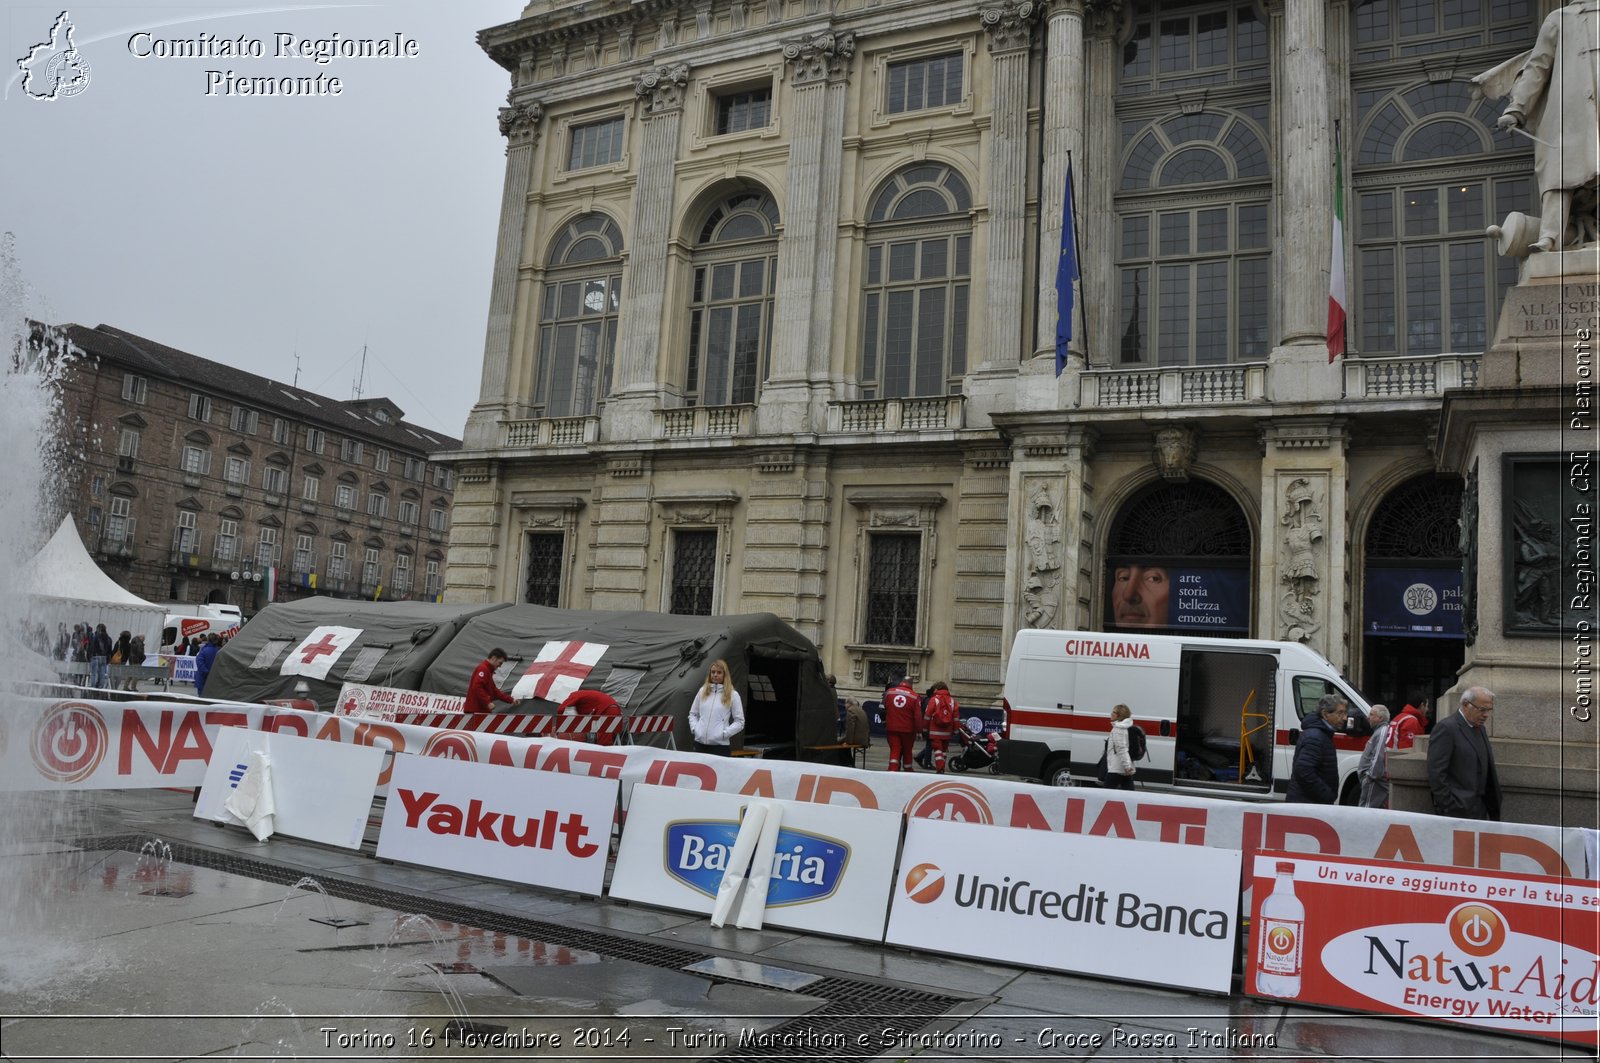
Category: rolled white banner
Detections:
[
  {"x1": 735, "y1": 800, "x2": 783, "y2": 930},
  {"x1": 708, "y1": 802, "x2": 766, "y2": 928}
]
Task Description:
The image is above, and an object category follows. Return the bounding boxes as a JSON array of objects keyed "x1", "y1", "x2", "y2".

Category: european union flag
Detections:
[{"x1": 1054, "y1": 158, "x2": 1080, "y2": 377}]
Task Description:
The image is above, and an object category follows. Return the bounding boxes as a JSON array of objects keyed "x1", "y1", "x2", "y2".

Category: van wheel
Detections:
[{"x1": 1044, "y1": 756, "x2": 1075, "y2": 787}]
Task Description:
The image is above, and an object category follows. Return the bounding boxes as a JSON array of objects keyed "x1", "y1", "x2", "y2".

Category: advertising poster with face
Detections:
[{"x1": 1106, "y1": 565, "x2": 1249, "y2": 632}]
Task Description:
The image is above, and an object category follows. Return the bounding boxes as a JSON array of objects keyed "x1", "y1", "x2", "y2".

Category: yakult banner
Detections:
[
  {"x1": 333, "y1": 681, "x2": 465, "y2": 719},
  {"x1": 259, "y1": 706, "x2": 1592, "y2": 879},
  {"x1": 1245, "y1": 852, "x2": 1599, "y2": 1045},
  {"x1": 888, "y1": 818, "x2": 1242, "y2": 992},
  {"x1": 1, "y1": 699, "x2": 267, "y2": 790},
  {"x1": 195, "y1": 727, "x2": 384, "y2": 849},
  {"x1": 376, "y1": 754, "x2": 617, "y2": 896},
  {"x1": 609, "y1": 784, "x2": 902, "y2": 941}
]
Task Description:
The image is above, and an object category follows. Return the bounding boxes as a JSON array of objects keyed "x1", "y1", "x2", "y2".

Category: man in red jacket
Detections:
[
  {"x1": 883, "y1": 676, "x2": 923, "y2": 772},
  {"x1": 465, "y1": 648, "x2": 517, "y2": 713},
  {"x1": 1387, "y1": 699, "x2": 1427, "y2": 751},
  {"x1": 560, "y1": 688, "x2": 624, "y2": 745}
]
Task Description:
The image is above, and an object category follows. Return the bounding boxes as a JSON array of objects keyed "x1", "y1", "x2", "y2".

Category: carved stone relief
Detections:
[
  {"x1": 635, "y1": 63, "x2": 691, "y2": 115},
  {"x1": 1022, "y1": 479, "x2": 1063, "y2": 629},
  {"x1": 1152, "y1": 427, "x2": 1196, "y2": 482},
  {"x1": 1278, "y1": 476, "x2": 1324, "y2": 642}
]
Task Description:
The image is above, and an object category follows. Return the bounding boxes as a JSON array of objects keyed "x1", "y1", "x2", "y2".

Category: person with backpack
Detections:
[
  {"x1": 1102, "y1": 703, "x2": 1139, "y2": 789},
  {"x1": 882, "y1": 675, "x2": 922, "y2": 772},
  {"x1": 923, "y1": 682, "x2": 960, "y2": 774}
]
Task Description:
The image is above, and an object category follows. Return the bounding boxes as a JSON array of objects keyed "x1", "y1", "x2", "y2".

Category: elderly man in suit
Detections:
[{"x1": 1427, "y1": 687, "x2": 1502, "y2": 821}]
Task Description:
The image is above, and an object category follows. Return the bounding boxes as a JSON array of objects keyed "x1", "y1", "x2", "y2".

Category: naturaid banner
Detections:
[{"x1": 1246, "y1": 851, "x2": 1599, "y2": 1046}]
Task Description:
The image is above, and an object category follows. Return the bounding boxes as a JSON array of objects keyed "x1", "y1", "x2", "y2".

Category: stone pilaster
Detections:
[
  {"x1": 1034, "y1": 0, "x2": 1085, "y2": 368},
  {"x1": 740, "y1": 448, "x2": 832, "y2": 643},
  {"x1": 952, "y1": 445, "x2": 1014, "y2": 701},
  {"x1": 607, "y1": 63, "x2": 689, "y2": 441},
  {"x1": 980, "y1": 3, "x2": 1037, "y2": 373},
  {"x1": 1082, "y1": 4, "x2": 1121, "y2": 366},
  {"x1": 1002, "y1": 425, "x2": 1097, "y2": 653},
  {"x1": 588, "y1": 453, "x2": 654, "y2": 610},
  {"x1": 464, "y1": 99, "x2": 543, "y2": 451},
  {"x1": 1257, "y1": 419, "x2": 1350, "y2": 668},
  {"x1": 1274, "y1": 0, "x2": 1331, "y2": 348},
  {"x1": 763, "y1": 32, "x2": 854, "y2": 435}
]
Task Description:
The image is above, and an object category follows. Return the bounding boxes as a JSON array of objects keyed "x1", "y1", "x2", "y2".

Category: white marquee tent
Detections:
[{"x1": 25, "y1": 516, "x2": 164, "y2": 651}]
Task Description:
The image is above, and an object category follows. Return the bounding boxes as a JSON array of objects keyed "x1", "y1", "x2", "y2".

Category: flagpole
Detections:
[{"x1": 1068, "y1": 151, "x2": 1090, "y2": 362}]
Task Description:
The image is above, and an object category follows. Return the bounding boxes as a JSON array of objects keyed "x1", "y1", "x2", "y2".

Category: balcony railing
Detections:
[
  {"x1": 1342, "y1": 353, "x2": 1481, "y2": 399},
  {"x1": 657, "y1": 404, "x2": 753, "y2": 439},
  {"x1": 827, "y1": 396, "x2": 965, "y2": 434},
  {"x1": 503, "y1": 415, "x2": 599, "y2": 448},
  {"x1": 1080, "y1": 363, "x2": 1267, "y2": 409}
]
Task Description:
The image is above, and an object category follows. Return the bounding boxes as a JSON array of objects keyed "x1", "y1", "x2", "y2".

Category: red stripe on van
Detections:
[
  {"x1": 1275, "y1": 728, "x2": 1366, "y2": 752},
  {"x1": 1009, "y1": 710, "x2": 1166, "y2": 737}
]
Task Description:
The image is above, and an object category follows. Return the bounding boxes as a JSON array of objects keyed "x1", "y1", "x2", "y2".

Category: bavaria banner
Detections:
[
  {"x1": 887, "y1": 818, "x2": 1242, "y2": 992},
  {"x1": 195, "y1": 726, "x2": 384, "y2": 848},
  {"x1": 2, "y1": 699, "x2": 267, "y2": 790},
  {"x1": 376, "y1": 753, "x2": 618, "y2": 896},
  {"x1": 609, "y1": 784, "x2": 902, "y2": 941},
  {"x1": 1245, "y1": 852, "x2": 1599, "y2": 1045}
]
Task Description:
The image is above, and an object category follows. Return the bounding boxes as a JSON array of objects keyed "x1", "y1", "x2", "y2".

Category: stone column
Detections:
[
  {"x1": 1034, "y1": 0, "x2": 1084, "y2": 367},
  {"x1": 607, "y1": 63, "x2": 690, "y2": 441},
  {"x1": 981, "y1": 3, "x2": 1038, "y2": 371},
  {"x1": 763, "y1": 32, "x2": 854, "y2": 436},
  {"x1": 1273, "y1": 0, "x2": 1332, "y2": 348},
  {"x1": 463, "y1": 99, "x2": 542, "y2": 450}
]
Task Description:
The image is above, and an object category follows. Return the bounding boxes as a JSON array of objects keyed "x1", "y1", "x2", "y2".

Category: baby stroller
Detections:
[{"x1": 948, "y1": 723, "x2": 999, "y2": 774}]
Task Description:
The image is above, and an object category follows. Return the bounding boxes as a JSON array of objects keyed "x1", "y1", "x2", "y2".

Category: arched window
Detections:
[
  {"x1": 1105, "y1": 479, "x2": 1251, "y2": 634},
  {"x1": 1351, "y1": 78, "x2": 1531, "y2": 355},
  {"x1": 685, "y1": 190, "x2": 779, "y2": 406},
  {"x1": 859, "y1": 164, "x2": 973, "y2": 398},
  {"x1": 535, "y1": 213, "x2": 624, "y2": 417}
]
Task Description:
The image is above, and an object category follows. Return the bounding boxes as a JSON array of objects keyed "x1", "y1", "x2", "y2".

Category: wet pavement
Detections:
[{"x1": 0, "y1": 764, "x2": 1589, "y2": 1062}]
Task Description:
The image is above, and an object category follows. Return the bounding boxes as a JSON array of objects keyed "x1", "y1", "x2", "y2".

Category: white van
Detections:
[
  {"x1": 997, "y1": 629, "x2": 1376, "y2": 803},
  {"x1": 160, "y1": 607, "x2": 241, "y2": 652}
]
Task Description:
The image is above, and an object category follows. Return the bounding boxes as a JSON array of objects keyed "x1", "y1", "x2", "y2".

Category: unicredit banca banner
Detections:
[
  {"x1": 886, "y1": 818, "x2": 1242, "y2": 992},
  {"x1": 609, "y1": 784, "x2": 902, "y2": 941},
  {"x1": 1364, "y1": 567, "x2": 1465, "y2": 638},
  {"x1": 376, "y1": 753, "x2": 618, "y2": 896},
  {"x1": 1245, "y1": 852, "x2": 1598, "y2": 1045}
]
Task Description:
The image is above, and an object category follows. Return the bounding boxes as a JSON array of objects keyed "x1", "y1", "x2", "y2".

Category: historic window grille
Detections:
[
  {"x1": 1351, "y1": 79, "x2": 1531, "y2": 356},
  {"x1": 255, "y1": 527, "x2": 279, "y2": 568},
  {"x1": 686, "y1": 192, "x2": 779, "y2": 407},
  {"x1": 181, "y1": 446, "x2": 210, "y2": 475},
  {"x1": 866, "y1": 534, "x2": 922, "y2": 645},
  {"x1": 336, "y1": 483, "x2": 357, "y2": 510},
  {"x1": 328, "y1": 541, "x2": 348, "y2": 580},
  {"x1": 1108, "y1": 480, "x2": 1252, "y2": 558},
  {"x1": 362, "y1": 547, "x2": 382, "y2": 588},
  {"x1": 293, "y1": 534, "x2": 315, "y2": 574},
  {"x1": 1367, "y1": 476, "x2": 1465, "y2": 560},
  {"x1": 567, "y1": 116, "x2": 624, "y2": 171},
  {"x1": 106, "y1": 497, "x2": 133, "y2": 544},
  {"x1": 302, "y1": 475, "x2": 320, "y2": 502},
  {"x1": 535, "y1": 214, "x2": 624, "y2": 418},
  {"x1": 886, "y1": 53, "x2": 964, "y2": 114},
  {"x1": 1115, "y1": 106, "x2": 1272, "y2": 365},
  {"x1": 524, "y1": 532, "x2": 564, "y2": 607},
  {"x1": 173, "y1": 510, "x2": 198, "y2": 554},
  {"x1": 716, "y1": 86, "x2": 772, "y2": 135},
  {"x1": 230, "y1": 406, "x2": 259, "y2": 434},
  {"x1": 121, "y1": 374, "x2": 147, "y2": 404},
  {"x1": 860, "y1": 165, "x2": 973, "y2": 398},
  {"x1": 669, "y1": 529, "x2": 718, "y2": 616},
  {"x1": 425, "y1": 559, "x2": 441, "y2": 597},
  {"x1": 262, "y1": 465, "x2": 288, "y2": 495},
  {"x1": 216, "y1": 519, "x2": 238, "y2": 562},
  {"x1": 1119, "y1": 0, "x2": 1269, "y2": 97},
  {"x1": 1352, "y1": 0, "x2": 1534, "y2": 65},
  {"x1": 224, "y1": 456, "x2": 250, "y2": 484},
  {"x1": 392, "y1": 553, "x2": 412, "y2": 594},
  {"x1": 187, "y1": 394, "x2": 211, "y2": 421}
]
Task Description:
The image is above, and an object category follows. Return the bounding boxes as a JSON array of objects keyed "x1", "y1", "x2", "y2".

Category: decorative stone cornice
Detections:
[
  {"x1": 782, "y1": 30, "x2": 856, "y2": 86},
  {"x1": 497, "y1": 100, "x2": 544, "y2": 144},
  {"x1": 981, "y1": 1, "x2": 1039, "y2": 53},
  {"x1": 634, "y1": 62, "x2": 691, "y2": 115}
]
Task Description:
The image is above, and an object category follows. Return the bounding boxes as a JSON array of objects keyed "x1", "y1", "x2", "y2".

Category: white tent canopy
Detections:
[{"x1": 25, "y1": 516, "x2": 164, "y2": 652}]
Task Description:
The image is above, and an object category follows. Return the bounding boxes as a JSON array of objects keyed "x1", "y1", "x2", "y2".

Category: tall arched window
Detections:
[
  {"x1": 534, "y1": 213, "x2": 624, "y2": 417},
  {"x1": 859, "y1": 164, "x2": 973, "y2": 398},
  {"x1": 1105, "y1": 479, "x2": 1251, "y2": 634},
  {"x1": 685, "y1": 190, "x2": 779, "y2": 407},
  {"x1": 1115, "y1": 0, "x2": 1272, "y2": 368}
]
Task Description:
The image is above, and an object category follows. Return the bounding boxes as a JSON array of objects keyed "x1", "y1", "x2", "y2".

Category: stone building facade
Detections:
[
  {"x1": 445, "y1": 0, "x2": 1553, "y2": 715},
  {"x1": 47, "y1": 324, "x2": 460, "y2": 613}
]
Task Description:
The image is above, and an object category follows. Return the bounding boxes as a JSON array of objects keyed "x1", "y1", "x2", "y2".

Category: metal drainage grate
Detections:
[{"x1": 81, "y1": 834, "x2": 970, "y2": 1063}]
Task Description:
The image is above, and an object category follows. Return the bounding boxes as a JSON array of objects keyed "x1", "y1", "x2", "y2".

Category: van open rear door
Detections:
[{"x1": 1173, "y1": 647, "x2": 1278, "y2": 795}]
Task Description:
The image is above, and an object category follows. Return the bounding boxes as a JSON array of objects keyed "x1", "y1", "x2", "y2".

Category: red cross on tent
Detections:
[
  {"x1": 280, "y1": 625, "x2": 363, "y2": 680},
  {"x1": 511, "y1": 640, "x2": 608, "y2": 703}
]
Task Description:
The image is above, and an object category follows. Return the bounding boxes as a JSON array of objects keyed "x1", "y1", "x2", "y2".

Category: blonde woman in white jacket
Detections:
[
  {"x1": 1103, "y1": 703, "x2": 1136, "y2": 790},
  {"x1": 689, "y1": 658, "x2": 745, "y2": 755}
]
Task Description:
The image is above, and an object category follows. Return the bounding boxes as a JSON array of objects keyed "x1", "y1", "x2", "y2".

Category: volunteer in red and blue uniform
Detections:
[
  {"x1": 923, "y1": 682, "x2": 960, "y2": 774},
  {"x1": 883, "y1": 675, "x2": 923, "y2": 772},
  {"x1": 466, "y1": 647, "x2": 517, "y2": 713}
]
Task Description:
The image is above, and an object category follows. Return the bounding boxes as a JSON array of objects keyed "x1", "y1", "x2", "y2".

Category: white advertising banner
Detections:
[
  {"x1": 609, "y1": 784, "x2": 902, "y2": 941},
  {"x1": 195, "y1": 726, "x2": 384, "y2": 849},
  {"x1": 169, "y1": 655, "x2": 197, "y2": 685},
  {"x1": 334, "y1": 682, "x2": 466, "y2": 719},
  {"x1": 886, "y1": 818, "x2": 1242, "y2": 992},
  {"x1": 260, "y1": 706, "x2": 1591, "y2": 879},
  {"x1": 1, "y1": 699, "x2": 267, "y2": 791},
  {"x1": 376, "y1": 753, "x2": 618, "y2": 896}
]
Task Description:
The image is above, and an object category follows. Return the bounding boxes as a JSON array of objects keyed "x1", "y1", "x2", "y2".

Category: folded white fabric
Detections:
[
  {"x1": 223, "y1": 749, "x2": 276, "y2": 841},
  {"x1": 709, "y1": 802, "x2": 766, "y2": 928},
  {"x1": 736, "y1": 800, "x2": 783, "y2": 930}
]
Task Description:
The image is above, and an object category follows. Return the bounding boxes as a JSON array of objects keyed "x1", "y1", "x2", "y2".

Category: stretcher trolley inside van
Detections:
[{"x1": 997, "y1": 629, "x2": 1375, "y2": 803}]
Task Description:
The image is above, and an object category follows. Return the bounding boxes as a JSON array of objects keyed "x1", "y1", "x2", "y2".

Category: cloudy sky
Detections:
[{"x1": 2, "y1": 2, "x2": 520, "y2": 438}]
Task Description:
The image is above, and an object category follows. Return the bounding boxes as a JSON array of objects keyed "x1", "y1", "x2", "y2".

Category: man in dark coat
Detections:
[
  {"x1": 1287, "y1": 694, "x2": 1346, "y2": 803},
  {"x1": 1427, "y1": 687, "x2": 1502, "y2": 821}
]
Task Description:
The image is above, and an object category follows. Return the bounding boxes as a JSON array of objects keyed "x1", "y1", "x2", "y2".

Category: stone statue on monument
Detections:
[{"x1": 1472, "y1": 1, "x2": 1600, "y2": 255}]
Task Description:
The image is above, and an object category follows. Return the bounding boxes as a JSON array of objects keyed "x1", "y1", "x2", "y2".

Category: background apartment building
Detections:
[{"x1": 49, "y1": 323, "x2": 460, "y2": 613}]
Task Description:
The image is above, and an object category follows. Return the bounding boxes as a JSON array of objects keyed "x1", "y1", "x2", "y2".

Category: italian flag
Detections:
[{"x1": 1327, "y1": 140, "x2": 1347, "y2": 362}]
